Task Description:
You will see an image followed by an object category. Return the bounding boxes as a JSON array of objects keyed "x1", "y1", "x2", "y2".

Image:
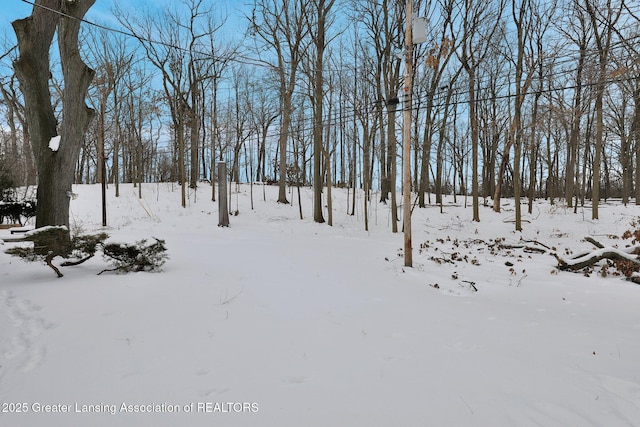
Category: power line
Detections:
[{"x1": 9, "y1": 0, "x2": 640, "y2": 144}]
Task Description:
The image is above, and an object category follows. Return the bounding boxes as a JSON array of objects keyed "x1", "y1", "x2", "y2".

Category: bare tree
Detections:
[
  {"x1": 247, "y1": 80, "x2": 279, "y2": 184},
  {"x1": 117, "y1": 0, "x2": 222, "y2": 207},
  {"x1": 456, "y1": 0, "x2": 506, "y2": 222},
  {"x1": 343, "y1": 27, "x2": 378, "y2": 230},
  {"x1": 228, "y1": 67, "x2": 252, "y2": 184},
  {"x1": 84, "y1": 27, "x2": 138, "y2": 222},
  {"x1": 306, "y1": 0, "x2": 337, "y2": 223},
  {"x1": 203, "y1": 27, "x2": 235, "y2": 201},
  {"x1": 0, "y1": 73, "x2": 35, "y2": 187},
  {"x1": 555, "y1": 2, "x2": 590, "y2": 208},
  {"x1": 352, "y1": 0, "x2": 403, "y2": 227},
  {"x1": 417, "y1": 0, "x2": 458, "y2": 207},
  {"x1": 584, "y1": 0, "x2": 624, "y2": 219},
  {"x1": 611, "y1": 9, "x2": 640, "y2": 204},
  {"x1": 496, "y1": 0, "x2": 546, "y2": 230},
  {"x1": 434, "y1": 69, "x2": 462, "y2": 205},
  {"x1": 526, "y1": 2, "x2": 557, "y2": 214},
  {"x1": 13, "y1": 0, "x2": 96, "y2": 229},
  {"x1": 250, "y1": 0, "x2": 311, "y2": 204}
]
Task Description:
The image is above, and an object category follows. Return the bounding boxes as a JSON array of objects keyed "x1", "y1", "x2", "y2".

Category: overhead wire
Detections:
[{"x1": 9, "y1": 0, "x2": 640, "y2": 145}]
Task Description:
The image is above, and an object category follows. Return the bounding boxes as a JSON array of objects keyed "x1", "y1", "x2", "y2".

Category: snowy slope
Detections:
[{"x1": 1, "y1": 183, "x2": 639, "y2": 426}]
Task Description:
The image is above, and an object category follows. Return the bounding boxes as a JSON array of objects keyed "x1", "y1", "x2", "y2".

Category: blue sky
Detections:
[
  {"x1": 2, "y1": 0, "x2": 123, "y2": 45},
  {"x1": 2, "y1": 0, "x2": 119, "y2": 27},
  {"x1": 2, "y1": 0, "x2": 248, "y2": 45},
  {"x1": 1, "y1": 0, "x2": 253, "y2": 112},
  {"x1": 2, "y1": 0, "x2": 37, "y2": 31}
]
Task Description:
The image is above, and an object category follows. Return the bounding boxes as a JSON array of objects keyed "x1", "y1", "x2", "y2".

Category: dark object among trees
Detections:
[{"x1": 0, "y1": 201, "x2": 36, "y2": 226}]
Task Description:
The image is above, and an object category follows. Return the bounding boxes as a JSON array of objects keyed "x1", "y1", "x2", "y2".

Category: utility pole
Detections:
[{"x1": 403, "y1": 0, "x2": 413, "y2": 267}]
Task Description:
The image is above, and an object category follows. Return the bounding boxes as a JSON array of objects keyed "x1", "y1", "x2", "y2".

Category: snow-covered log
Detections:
[{"x1": 554, "y1": 247, "x2": 640, "y2": 271}]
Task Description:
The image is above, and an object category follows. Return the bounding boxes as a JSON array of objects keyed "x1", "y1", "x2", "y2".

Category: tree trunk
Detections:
[
  {"x1": 585, "y1": 0, "x2": 622, "y2": 219},
  {"x1": 388, "y1": 109, "x2": 398, "y2": 233},
  {"x1": 13, "y1": 0, "x2": 96, "y2": 229},
  {"x1": 565, "y1": 10, "x2": 588, "y2": 207},
  {"x1": 277, "y1": 94, "x2": 291, "y2": 204},
  {"x1": 189, "y1": 61, "x2": 199, "y2": 189},
  {"x1": 633, "y1": 88, "x2": 640, "y2": 205},
  {"x1": 469, "y1": 68, "x2": 480, "y2": 222},
  {"x1": 217, "y1": 162, "x2": 229, "y2": 227},
  {"x1": 311, "y1": 0, "x2": 333, "y2": 224},
  {"x1": 418, "y1": 94, "x2": 434, "y2": 208}
]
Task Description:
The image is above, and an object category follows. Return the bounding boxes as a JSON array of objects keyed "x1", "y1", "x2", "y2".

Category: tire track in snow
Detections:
[{"x1": 0, "y1": 290, "x2": 54, "y2": 375}]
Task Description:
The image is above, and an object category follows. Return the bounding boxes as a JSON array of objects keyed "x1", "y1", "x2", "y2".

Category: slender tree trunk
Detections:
[
  {"x1": 277, "y1": 94, "x2": 291, "y2": 204},
  {"x1": 188, "y1": 60, "x2": 199, "y2": 190},
  {"x1": 311, "y1": 0, "x2": 333, "y2": 224},
  {"x1": 178, "y1": 118, "x2": 186, "y2": 208},
  {"x1": 566, "y1": 15, "x2": 588, "y2": 207},
  {"x1": 211, "y1": 83, "x2": 218, "y2": 201},
  {"x1": 379, "y1": 103, "x2": 388, "y2": 203},
  {"x1": 468, "y1": 69, "x2": 480, "y2": 222},
  {"x1": 0, "y1": 84, "x2": 22, "y2": 185},
  {"x1": 418, "y1": 95, "x2": 434, "y2": 208},
  {"x1": 217, "y1": 162, "x2": 229, "y2": 227},
  {"x1": 512, "y1": 6, "x2": 525, "y2": 232},
  {"x1": 325, "y1": 148, "x2": 333, "y2": 226},
  {"x1": 592, "y1": 83, "x2": 603, "y2": 220},
  {"x1": 633, "y1": 88, "x2": 640, "y2": 205},
  {"x1": 528, "y1": 90, "x2": 541, "y2": 213},
  {"x1": 388, "y1": 109, "x2": 398, "y2": 233}
]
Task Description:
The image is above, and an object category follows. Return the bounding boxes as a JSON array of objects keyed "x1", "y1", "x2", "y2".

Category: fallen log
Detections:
[
  {"x1": 554, "y1": 247, "x2": 640, "y2": 271},
  {"x1": 584, "y1": 236, "x2": 604, "y2": 249},
  {"x1": 498, "y1": 243, "x2": 547, "y2": 254},
  {"x1": 583, "y1": 236, "x2": 640, "y2": 254}
]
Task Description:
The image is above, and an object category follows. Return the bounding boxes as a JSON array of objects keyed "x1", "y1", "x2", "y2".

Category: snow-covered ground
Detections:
[{"x1": 1, "y1": 183, "x2": 639, "y2": 426}]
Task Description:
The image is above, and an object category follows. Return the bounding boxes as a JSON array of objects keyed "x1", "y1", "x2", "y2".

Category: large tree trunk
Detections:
[{"x1": 13, "y1": 0, "x2": 95, "y2": 229}]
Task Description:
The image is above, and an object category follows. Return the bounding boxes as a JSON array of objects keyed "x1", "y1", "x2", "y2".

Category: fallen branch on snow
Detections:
[
  {"x1": 553, "y1": 248, "x2": 640, "y2": 271},
  {"x1": 495, "y1": 239, "x2": 551, "y2": 254},
  {"x1": 553, "y1": 236, "x2": 640, "y2": 284}
]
